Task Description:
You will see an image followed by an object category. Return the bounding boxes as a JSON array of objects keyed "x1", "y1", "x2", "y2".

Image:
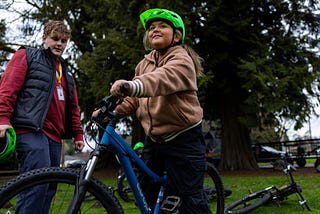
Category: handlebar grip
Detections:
[{"x1": 120, "y1": 82, "x2": 130, "y2": 95}]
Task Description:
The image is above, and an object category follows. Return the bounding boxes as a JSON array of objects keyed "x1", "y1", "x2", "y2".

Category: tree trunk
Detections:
[{"x1": 219, "y1": 93, "x2": 258, "y2": 170}]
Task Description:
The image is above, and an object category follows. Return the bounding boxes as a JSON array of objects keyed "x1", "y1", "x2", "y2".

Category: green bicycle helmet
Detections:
[
  {"x1": 140, "y1": 8, "x2": 185, "y2": 42},
  {"x1": 133, "y1": 142, "x2": 144, "y2": 151},
  {"x1": 0, "y1": 127, "x2": 16, "y2": 163}
]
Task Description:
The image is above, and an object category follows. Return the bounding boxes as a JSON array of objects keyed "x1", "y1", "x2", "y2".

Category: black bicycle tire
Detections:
[
  {"x1": 117, "y1": 167, "x2": 140, "y2": 202},
  {"x1": 206, "y1": 162, "x2": 225, "y2": 214},
  {"x1": 224, "y1": 189, "x2": 271, "y2": 214},
  {"x1": 117, "y1": 172, "x2": 133, "y2": 202},
  {"x1": 296, "y1": 157, "x2": 306, "y2": 167},
  {"x1": 0, "y1": 167, "x2": 124, "y2": 214}
]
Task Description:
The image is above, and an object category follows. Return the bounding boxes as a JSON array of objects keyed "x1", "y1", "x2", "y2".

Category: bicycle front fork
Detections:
[
  {"x1": 66, "y1": 149, "x2": 100, "y2": 214},
  {"x1": 280, "y1": 183, "x2": 311, "y2": 211}
]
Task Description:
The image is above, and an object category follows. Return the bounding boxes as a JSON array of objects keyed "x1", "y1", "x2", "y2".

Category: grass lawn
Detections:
[
  {"x1": 99, "y1": 169, "x2": 320, "y2": 214},
  {"x1": 222, "y1": 174, "x2": 320, "y2": 214},
  {"x1": 0, "y1": 168, "x2": 319, "y2": 213}
]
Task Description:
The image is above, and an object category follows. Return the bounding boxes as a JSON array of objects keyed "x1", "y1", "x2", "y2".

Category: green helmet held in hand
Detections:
[
  {"x1": 0, "y1": 127, "x2": 16, "y2": 163},
  {"x1": 140, "y1": 8, "x2": 185, "y2": 42}
]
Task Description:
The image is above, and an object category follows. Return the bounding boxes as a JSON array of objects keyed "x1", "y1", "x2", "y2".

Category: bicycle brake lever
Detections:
[
  {"x1": 91, "y1": 108, "x2": 105, "y2": 124},
  {"x1": 91, "y1": 95, "x2": 123, "y2": 123}
]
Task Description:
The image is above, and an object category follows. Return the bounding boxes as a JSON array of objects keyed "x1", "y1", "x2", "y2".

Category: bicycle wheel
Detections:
[
  {"x1": 117, "y1": 167, "x2": 140, "y2": 202},
  {"x1": 117, "y1": 172, "x2": 134, "y2": 202},
  {"x1": 0, "y1": 167, "x2": 124, "y2": 214},
  {"x1": 204, "y1": 162, "x2": 225, "y2": 214},
  {"x1": 224, "y1": 189, "x2": 271, "y2": 214}
]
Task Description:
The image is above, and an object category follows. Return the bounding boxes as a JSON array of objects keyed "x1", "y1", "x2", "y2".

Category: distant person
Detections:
[
  {"x1": 297, "y1": 145, "x2": 305, "y2": 156},
  {"x1": 0, "y1": 20, "x2": 84, "y2": 213}
]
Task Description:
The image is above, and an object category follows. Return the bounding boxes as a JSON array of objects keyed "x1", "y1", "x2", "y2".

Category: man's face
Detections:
[{"x1": 42, "y1": 31, "x2": 69, "y2": 58}]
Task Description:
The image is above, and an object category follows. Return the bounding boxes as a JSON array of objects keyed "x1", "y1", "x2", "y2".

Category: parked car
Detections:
[
  {"x1": 307, "y1": 146, "x2": 320, "y2": 156},
  {"x1": 252, "y1": 144, "x2": 293, "y2": 164},
  {"x1": 204, "y1": 131, "x2": 294, "y2": 166}
]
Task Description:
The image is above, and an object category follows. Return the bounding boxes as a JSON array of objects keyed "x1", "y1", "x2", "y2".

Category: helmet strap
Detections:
[{"x1": 155, "y1": 33, "x2": 180, "y2": 53}]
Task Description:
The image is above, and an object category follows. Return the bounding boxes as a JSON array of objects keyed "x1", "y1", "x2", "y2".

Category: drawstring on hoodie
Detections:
[{"x1": 155, "y1": 52, "x2": 159, "y2": 67}]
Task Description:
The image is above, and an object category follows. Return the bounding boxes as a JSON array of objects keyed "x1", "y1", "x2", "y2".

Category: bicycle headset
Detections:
[
  {"x1": 139, "y1": 8, "x2": 186, "y2": 42},
  {"x1": 0, "y1": 127, "x2": 16, "y2": 163},
  {"x1": 133, "y1": 142, "x2": 144, "y2": 151}
]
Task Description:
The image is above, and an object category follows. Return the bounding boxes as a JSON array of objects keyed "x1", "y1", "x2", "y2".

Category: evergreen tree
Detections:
[
  {"x1": 1, "y1": 0, "x2": 320, "y2": 170},
  {"x1": 0, "y1": 20, "x2": 15, "y2": 74},
  {"x1": 192, "y1": 0, "x2": 320, "y2": 169}
]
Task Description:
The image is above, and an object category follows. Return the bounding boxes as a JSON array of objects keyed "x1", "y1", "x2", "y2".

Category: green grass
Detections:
[
  {"x1": 222, "y1": 174, "x2": 320, "y2": 214},
  {"x1": 103, "y1": 175, "x2": 320, "y2": 214},
  {"x1": 306, "y1": 158, "x2": 317, "y2": 165},
  {"x1": 100, "y1": 173, "x2": 320, "y2": 214},
  {"x1": 1, "y1": 172, "x2": 319, "y2": 213}
]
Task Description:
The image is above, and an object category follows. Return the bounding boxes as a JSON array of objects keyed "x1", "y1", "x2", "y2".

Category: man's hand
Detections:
[
  {"x1": 91, "y1": 109, "x2": 100, "y2": 118},
  {"x1": 74, "y1": 140, "x2": 85, "y2": 151},
  {"x1": 0, "y1": 124, "x2": 12, "y2": 138}
]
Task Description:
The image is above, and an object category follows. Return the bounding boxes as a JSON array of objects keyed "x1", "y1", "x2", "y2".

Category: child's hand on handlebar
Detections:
[
  {"x1": 91, "y1": 109, "x2": 100, "y2": 118},
  {"x1": 91, "y1": 95, "x2": 122, "y2": 122},
  {"x1": 110, "y1": 80, "x2": 131, "y2": 98}
]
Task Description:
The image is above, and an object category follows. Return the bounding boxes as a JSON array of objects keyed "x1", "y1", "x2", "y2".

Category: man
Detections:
[{"x1": 0, "y1": 20, "x2": 84, "y2": 213}]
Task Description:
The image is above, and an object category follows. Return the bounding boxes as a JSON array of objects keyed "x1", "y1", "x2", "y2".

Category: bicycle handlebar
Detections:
[
  {"x1": 120, "y1": 82, "x2": 130, "y2": 95},
  {"x1": 91, "y1": 82, "x2": 130, "y2": 123},
  {"x1": 91, "y1": 95, "x2": 122, "y2": 123}
]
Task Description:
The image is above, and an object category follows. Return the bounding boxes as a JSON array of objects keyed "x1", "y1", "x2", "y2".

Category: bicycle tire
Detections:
[
  {"x1": 224, "y1": 189, "x2": 271, "y2": 214},
  {"x1": 0, "y1": 167, "x2": 124, "y2": 214},
  {"x1": 296, "y1": 157, "x2": 306, "y2": 167},
  {"x1": 117, "y1": 171, "x2": 134, "y2": 202},
  {"x1": 205, "y1": 162, "x2": 225, "y2": 214}
]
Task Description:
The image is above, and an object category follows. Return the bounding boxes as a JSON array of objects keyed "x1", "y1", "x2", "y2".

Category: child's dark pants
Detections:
[{"x1": 139, "y1": 124, "x2": 212, "y2": 214}]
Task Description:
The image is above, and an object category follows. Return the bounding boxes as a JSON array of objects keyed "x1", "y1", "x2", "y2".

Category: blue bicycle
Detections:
[{"x1": 0, "y1": 95, "x2": 225, "y2": 214}]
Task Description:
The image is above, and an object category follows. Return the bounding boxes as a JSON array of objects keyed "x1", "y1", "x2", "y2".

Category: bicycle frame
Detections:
[
  {"x1": 225, "y1": 157, "x2": 311, "y2": 213},
  {"x1": 268, "y1": 159, "x2": 310, "y2": 210},
  {"x1": 271, "y1": 164, "x2": 309, "y2": 208},
  {"x1": 76, "y1": 116, "x2": 168, "y2": 214},
  {"x1": 103, "y1": 124, "x2": 167, "y2": 213}
]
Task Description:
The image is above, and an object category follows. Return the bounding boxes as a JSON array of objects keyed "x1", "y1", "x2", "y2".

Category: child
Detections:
[{"x1": 109, "y1": 8, "x2": 211, "y2": 213}]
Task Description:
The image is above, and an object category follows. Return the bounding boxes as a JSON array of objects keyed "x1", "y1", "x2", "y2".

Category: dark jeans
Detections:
[
  {"x1": 15, "y1": 132, "x2": 62, "y2": 214},
  {"x1": 139, "y1": 124, "x2": 211, "y2": 214}
]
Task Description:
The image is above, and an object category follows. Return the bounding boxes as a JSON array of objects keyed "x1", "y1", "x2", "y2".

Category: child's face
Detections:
[
  {"x1": 42, "y1": 31, "x2": 69, "y2": 58},
  {"x1": 147, "y1": 21, "x2": 180, "y2": 50}
]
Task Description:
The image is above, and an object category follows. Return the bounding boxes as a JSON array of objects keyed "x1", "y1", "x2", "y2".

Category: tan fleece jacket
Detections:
[{"x1": 115, "y1": 45, "x2": 203, "y2": 142}]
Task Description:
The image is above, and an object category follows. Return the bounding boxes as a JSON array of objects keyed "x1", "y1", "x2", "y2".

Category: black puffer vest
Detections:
[{"x1": 11, "y1": 46, "x2": 74, "y2": 138}]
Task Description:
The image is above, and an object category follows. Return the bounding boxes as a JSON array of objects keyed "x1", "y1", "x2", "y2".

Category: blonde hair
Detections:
[
  {"x1": 143, "y1": 29, "x2": 204, "y2": 77},
  {"x1": 44, "y1": 20, "x2": 71, "y2": 39}
]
